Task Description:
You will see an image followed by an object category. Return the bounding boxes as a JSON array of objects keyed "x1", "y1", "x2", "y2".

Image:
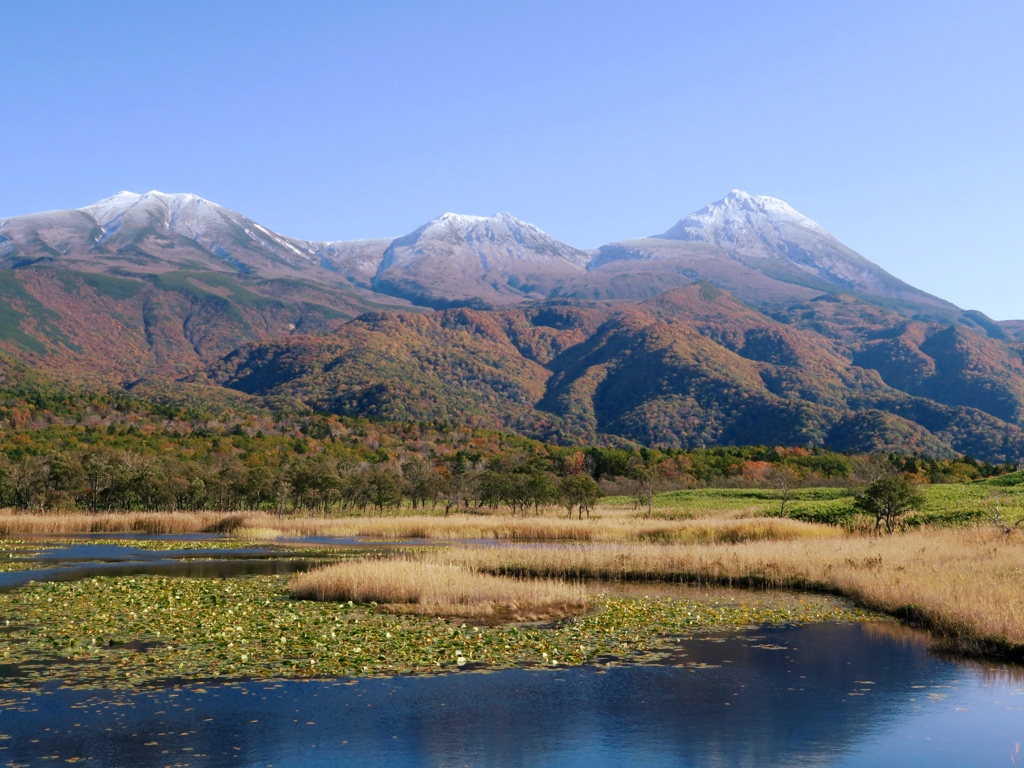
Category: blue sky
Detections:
[{"x1": 3, "y1": 1, "x2": 1022, "y2": 319}]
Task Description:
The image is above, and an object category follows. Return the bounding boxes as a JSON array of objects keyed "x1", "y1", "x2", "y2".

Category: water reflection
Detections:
[
  {"x1": 1, "y1": 622, "x2": 1021, "y2": 767},
  {"x1": 0, "y1": 537, "x2": 391, "y2": 591}
]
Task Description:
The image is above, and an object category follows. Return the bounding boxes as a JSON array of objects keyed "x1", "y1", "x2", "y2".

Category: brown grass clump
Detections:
[
  {"x1": 290, "y1": 558, "x2": 588, "y2": 622},
  {"x1": 438, "y1": 528, "x2": 1024, "y2": 657}
]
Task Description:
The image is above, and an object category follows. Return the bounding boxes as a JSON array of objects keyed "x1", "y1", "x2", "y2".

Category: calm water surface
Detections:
[
  {"x1": 0, "y1": 537, "x2": 393, "y2": 591},
  {"x1": 1, "y1": 622, "x2": 1021, "y2": 767}
]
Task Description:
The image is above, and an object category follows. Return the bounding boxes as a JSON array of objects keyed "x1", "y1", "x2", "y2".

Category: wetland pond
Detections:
[{"x1": 1, "y1": 536, "x2": 1022, "y2": 767}]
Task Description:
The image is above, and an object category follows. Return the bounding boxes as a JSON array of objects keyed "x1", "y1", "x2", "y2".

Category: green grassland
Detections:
[{"x1": 614, "y1": 475, "x2": 1024, "y2": 529}]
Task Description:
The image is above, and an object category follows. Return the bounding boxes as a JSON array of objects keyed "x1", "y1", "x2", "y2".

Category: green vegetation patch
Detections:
[
  {"x1": 0, "y1": 539, "x2": 52, "y2": 571},
  {"x1": 0, "y1": 561, "x2": 50, "y2": 573},
  {"x1": 299, "y1": 300, "x2": 348, "y2": 320},
  {"x1": 0, "y1": 539, "x2": 40, "y2": 554},
  {"x1": 51, "y1": 537, "x2": 262, "y2": 552},
  {"x1": 52, "y1": 538, "x2": 397, "y2": 558},
  {"x1": 621, "y1": 486, "x2": 856, "y2": 519},
  {"x1": 780, "y1": 479, "x2": 1024, "y2": 528},
  {"x1": 80, "y1": 272, "x2": 145, "y2": 300},
  {"x1": 981, "y1": 470, "x2": 1024, "y2": 487},
  {"x1": 151, "y1": 271, "x2": 284, "y2": 314},
  {"x1": 785, "y1": 497, "x2": 860, "y2": 526},
  {"x1": 912, "y1": 482, "x2": 1024, "y2": 526},
  {"x1": 658, "y1": 487, "x2": 853, "y2": 505},
  {"x1": 0, "y1": 573, "x2": 873, "y2": 690}
]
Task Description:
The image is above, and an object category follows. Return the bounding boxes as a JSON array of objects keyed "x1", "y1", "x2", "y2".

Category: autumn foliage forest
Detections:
[{"x1": 0, "y1": 371, "x2": 1015, "y2": 515}]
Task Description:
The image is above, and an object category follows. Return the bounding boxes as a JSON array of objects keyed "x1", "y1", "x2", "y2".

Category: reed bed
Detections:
[
  {"x1": 0, "y1": 510, "x2": 840, "y2": 544},
  {"x1": 290, "y1": 558, "x2": 587, "y2": 621},
  {"x1": 239, "y1": 512, "x2": 840, "y2": 544},
  {"x1": 437, "y1": 528, "x2": 1024, "y2": 656},
  {"x1": 0, "y1": 511, "x2": 246, "y2": 536}
]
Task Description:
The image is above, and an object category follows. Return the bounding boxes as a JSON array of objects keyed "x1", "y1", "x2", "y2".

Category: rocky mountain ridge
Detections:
[{"x1": 2, "y1": 189, "x2": 991, "y2": 320}]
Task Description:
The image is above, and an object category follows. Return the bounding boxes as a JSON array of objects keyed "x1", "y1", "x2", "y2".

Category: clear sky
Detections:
[{"x1": 3, "y1": 1, "x2": 1022, "y2": 319}]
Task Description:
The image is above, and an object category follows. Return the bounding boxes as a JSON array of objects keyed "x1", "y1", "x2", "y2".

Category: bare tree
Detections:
[
  {"x1": 81, "y1": 450, "x2": 114, "y2": 513},
  {"x1": 851, "y1": 454, "x2": 893, "y2": 485},
  {"x1": 990, "y1": 495, "x2": 1023, "y2": 537},
  {"x1": 630, "y1": 460, "x2": 656, "y2": 518},
  {"x1": 769, "y1": 465, "x2": 800, "y2": 517}
]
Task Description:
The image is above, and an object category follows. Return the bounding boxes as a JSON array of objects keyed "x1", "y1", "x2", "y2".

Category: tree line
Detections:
[
  {"x1": 0, "y1": 408, "x2": 1016, "y2": 516},
  {"x1": 0, "y1": 449, "x2": 605, "y2": 518}
]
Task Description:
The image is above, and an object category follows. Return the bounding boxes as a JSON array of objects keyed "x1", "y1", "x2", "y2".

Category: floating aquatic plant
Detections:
[{"x1": 0, "y1": 574, "x2": 873, "y2": 690}]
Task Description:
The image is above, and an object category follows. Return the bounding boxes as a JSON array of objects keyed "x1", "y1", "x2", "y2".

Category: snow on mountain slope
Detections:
[
  {"x1": 583, "y1": 190, "x2": 953, "y2": 311},
  {"x1": 0, "y1": 193, "x2": 589, "y2": 304},
  {"x1": 657, "y1": 189, "x2": 832, "y2": 244},
  {"x1": 83, "y1": 191, "x2": 217, "y2": 237},
  {"x1": 0, "y1": 189, "x2": 972, "y2": 317},
  {"x1": 80, "y1": 190, "x2": 322, "y2": 269},
  {"x1": 371, "y1": 212, "x2": 589, "y2": 307},
  {"x1": 384, "y1": 212, "x2": 590, "y2": 268},
  {"x1": 311, "y1": 238, "x2": 394, "y2": 287}
]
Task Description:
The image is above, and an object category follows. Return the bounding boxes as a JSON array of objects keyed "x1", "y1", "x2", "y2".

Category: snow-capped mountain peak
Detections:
[
  {"x1": 636, "y1": 190, "x2": 935, "y2": 302},
  {"x1": 656, "y1": 190, "x2": 831, "y2": 244},
  {"x1": 80, "y1": 190, "x2": 228, "y2": 243},
  {"x1": 433, "y1": 211, "x2": 489, "y2": 225},
  {"x1": 371, "y1": 210, "x2": 591, "y2": 306},
  {"x1": 73, "y1": 190, "x2": 321, "y2": 269},
  {"x1": 0, "y1": 188, "x2": 966, "y2": 316},
  {"x1": 82, "y1": 190, "x2": 213, "y2": 225},
  {"x1": 399, "y1": 212, "x2": 588, "y2": 267},
  {"x1": 421, "y1": 211, "x2": 549, "y2": 238}
]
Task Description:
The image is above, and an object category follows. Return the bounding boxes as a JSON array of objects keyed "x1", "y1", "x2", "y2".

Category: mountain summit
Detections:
[
  {"x1": 654, "y1": 190, "x2": 949, "y2": 306},
  {"x1": 585, "y1": 190, "x2": 954, "y2": 313},
  {"x1": 393, "y1": 212, "x2": 588, "y2": 268},
  {"x1": 657, "y1": 190, "x2": 830, "y2": 243},
  {"x1": 0, "y1": 189, "x2": 339, "y2": 277},
  {"x1": 372, "y1": 212, "x2": 588, "y2": 308},
  {"x1": 83, "y1": 191, "x2": 218, "y2": 234}
]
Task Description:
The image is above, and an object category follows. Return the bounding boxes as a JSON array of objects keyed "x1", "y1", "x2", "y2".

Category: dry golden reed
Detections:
[
  {"x1": 290, "y1": 557, "x2": 587, "y2": 621},
  {"x1": 0, "y1": 511, "x2": 244, "y2": 536},
  {"x1": 251, "y1": 513, "x2": 839, "y2": 544},
  {"x1": 0, "y1": 510, "x2": 838, "y2": 544},
  {"x1": 438, "y1": 528, "x2": 1024, "y2": 655}
]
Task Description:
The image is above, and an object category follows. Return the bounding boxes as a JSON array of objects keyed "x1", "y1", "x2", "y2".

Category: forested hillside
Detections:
[{"x1": 206, "y1": 284, "x2": 1024, "y2": 461}]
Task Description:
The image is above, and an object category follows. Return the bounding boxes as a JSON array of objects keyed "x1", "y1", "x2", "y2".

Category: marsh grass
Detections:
[
  {"x1": 0, "y1": 510, "x2": 841, "y2": 544},
  {"x1": 0, "y1": 511, "x2": 241, "y2": 536},
  {"x1": 253, "y1": 513, "x2": 841, "y2": 544},
  {"x1": 4, "y1": 482, "x2": 1023, "y2": 660},
  {"x1": 290, "y1": 558, "x2": 588, "y2": 621},
  {"x1": 437, "y1": 528, "x2": 1024, "y2": 657}
]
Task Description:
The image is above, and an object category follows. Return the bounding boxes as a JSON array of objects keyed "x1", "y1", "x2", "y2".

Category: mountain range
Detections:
[{"x1": 0, "y1": 189, "x2": 1021, "y2": 461}]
